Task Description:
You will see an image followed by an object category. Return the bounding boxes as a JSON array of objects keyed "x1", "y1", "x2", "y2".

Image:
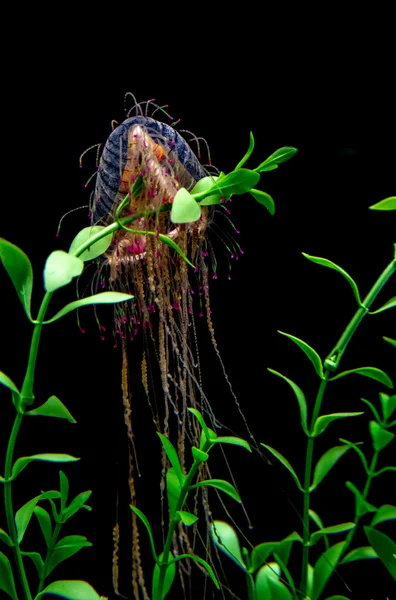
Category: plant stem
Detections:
[
  {"x1": 3, "y1": 292, "x2": 53, "y2": 600},
  {"x1": 37, "y1": 520, "x2": 62, "y2": 594},
  {"x1": 246, "y1": 572, "x2": 256, "y2": 600}
]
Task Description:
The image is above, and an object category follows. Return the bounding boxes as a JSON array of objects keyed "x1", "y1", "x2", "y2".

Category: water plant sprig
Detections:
[{"x1": 131, "y1": 408, "x2": 251, "y2": 600}]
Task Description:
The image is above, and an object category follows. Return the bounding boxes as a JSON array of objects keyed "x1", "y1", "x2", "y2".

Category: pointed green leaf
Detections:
[
  {"x1": 190, "y1": 479, "x2": 241, "y2": 503},
  {"x1": 235, "y1": 132, "x2": 255, "y2": 169},
  {"x1": 166, "y1": 468, "x2": 181, "y2": 519},
  {"x1": 370, "y1": 296, "x2": 396, "y2": 314},
  {"x1": 191, "y1": 447, "x2": 209, "y2": 463},
  {"x1": 42, "y1": 292, "x2": 134, "y2": 324},
  {"x1": 251, "y1": 542, "x2": 278, "y2": 572},
  {"x1": 152, "y1": 558, "x2": 176, "y2": 600},
  {"x1": 15, "y1": 494, "x2": 42, "y2": 543},
  {"x1": 188, "y1": 408, "x2": 214, "y2": 446},
  {"x1": 26, "y1": 395, "x2": 76, "y2": 423},
  {"x1": 69, "y1": 226, "x2": 113, "y2": 261},
  {"x1": 44, "y1": 250, "x2": 84, "y2": 293},
  {"x1": 311, "y1": 412, "x2": 363, "y2": 437},
  {"x1": 255, "y1": 147, "x2": 298, "y2": 172},
  {"x1": 371, "y1": 505, "x2": 396, "y2": 527},
  {"x1": 278, "y1": 331, "x2": 324, "y2": 378},
  {"x1": 63, "y1": 490, "x2": 92, "y2": 520},
  {"x1": 360, "y1": 397, "x2": 381, "y2": 422},
  {"x1": 302, "y1": 253, "x2": 362, "y2": 306},
  {"x1": 380, "y1": 393, "x2": 396, "y2": 421},
  {"x1": 330, "y1": 366, "x2": 393, "y2": 389},
  {"x1": 0, "y1": 551, "x2": 18, "y2": 600},
  {"x1": 267, "y1": 369, "x2": 309, "y2": 435},
  {"x1": 369, "y1": 196, "x2": 396, "y2": 210},
  {"x1": 255, "y1": 562, "x2": 281, "y2": 599},
  {"x1": 21, "y1": 550, "x2": 44, "y2": 578},
  {"x1": 369, "y1": 421, "x2": 395, "y2": 451},
  {"x1": 157, "y1": 433, "x2": 184, "y2": 484},
  {"x1": 249, "y1": 189, "x2": 275, "y2": 215},
  {"x1": 157, "y1": 232, "x2": 195, "y2": 267},
  {"x1": 267, "y1": 575, "x2": 294, "y2": 600},
  {"x1": 171, "y1": 188, "x2": 201, "y2": 223},
  {"x1": 338, "y1": 438, "x2": 368, "y2": 473},
  {"x1": 214, "y1": 168, "x2": 260, "y2": 196},
  {"x1": 311, "y1": 523, "x2": 355, "y2": 545},
  {"x1": 59, "y1": 471, "x2": 69, "y2": 512},
  {"x1": 0, "y1": 372, "x2": 20, "y2": 395},
  {"x1": 346, "y1": 481, "x2": 377, "y2": 518},
  {"x1": 176, "y1": 511, "x2": 199, "y2": 526},
  {"x1": 176, "y1": 554, "x2": 220, "y2": 589},
  {"x1": 36, "y1": 580, "x2": 105, "y2": 600},
  {"x1": 0, "y1": 238, "x2": 33, "y2": 319},
  {"x1": 11, "y1": 454, "x2": 79, "y2": 480},
  {"x1": 0, "y1": 529, "x2": 13, "y2": 547},
  {"x1": 46, "y1": 536, "x2": 92, "y2": 576},
  {"x1": 383, "y1": 336, "x2": 396, "y2": 348},
  {"x1": 364, "y1": 526, "x2": 396, "y2": 580},
  {"x1": 312, "y1": 542, "x2": 345, "y2": 600},
  {"x1": 34, "y1": 506, "x2": 52, "y2": 547},
  {"x1": 130, "y1": 505, "x2": 157, "y2": 561},
  {"x1": 211, "y1": 521, "x2": 246, "y2": 571},
  {"x1": 310, "y1": 445, "x2": 350, "y2": 491},
  {"x1": 261, "y1": 443, "x2": 303, "y2": 491},
  {"x1": 341, "y1": 545, "x2": 377, "y2": 563},
  {"x1": 212, "y1": 436, "x2": 251, "y2": 452}
]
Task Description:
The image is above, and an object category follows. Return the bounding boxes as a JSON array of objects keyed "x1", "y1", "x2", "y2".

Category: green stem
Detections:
[
  {"x1": 299, "y1": 374, "x2": 329, "y2": 598},
  {"x1": 3, "y1": 292, "x2": 53, "y2": 600},
  {"x1": 246, "y1": 572, "x2": 256, "y2": 600},
  {"x1": 325, "y1": 258, "x2": 396, "y2": 372},
  {"x1": 37, "y1": 520, "x2": 62, "y2": 594}
]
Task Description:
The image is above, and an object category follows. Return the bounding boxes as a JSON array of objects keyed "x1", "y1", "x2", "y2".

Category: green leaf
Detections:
[
  {"x1": 251, "y1": 542, "x2": 278, "y2": 572},
  {"x1": 0, "y1": 551, "x2": 18, "y2": 600},
  {"x1": 173, "y1": 553, "x2": 220, "y2": 590},
  {"x1": 255, "y1": 147, "x2": 298, "y2": 172},
  {"x1": 191, "y1": 176, "x2": 221, "y2": 205},
  {"x1": 339, "y1": 438, "x2": 368, "y2": 473},
  {"x1": 26, "y1": 395, "x2": 76, "y2": 423},
  {"x1": 0, "y1": 238, "x2": 33, "y2": 319},
  {"x1": 171, "y1": 188, "x2": 201, "y2": 223},
  {"x1": 261, "y1": 443, "x2": 303, "y2": 491},
  {"x1": 130, "y1": 505, "x2": 157, "y2": 561},
  {"x1": 152, "y1": 558, "x2": 176, "y2": 600},
  {"x1": 266, "y1": 575, "x2": 294, "y2": 600},
  {"x1": 346, "y1": 481, "x2": 377, "y2": 518},
  {"x1": 364, "y1": 526, "x2": 396, "y2": 580},
  {"x1": 21, "y1": 550, "x2": 44, "y2": 578},
  {"x1": 360, "y1": 397, "x2": 381, "y2": 422},
  {"x1": 310, "y1": 523, "x2": 355, "y2": 545},
  {"x1": 63, "y1": 490, "x2": 92, "y2": 520},
  {"x1": 176, "y1": 511, "x2": 199, "y2": 526},
  {"x1": 36, "y1": 580, "x2": 105, "y2": 600},
  {"x1": 0, "y1": 529, "x2": 13, "y2": 546},
  {"x1": 310, "y1": 445, "x2": 350, "y2": 492},
  {"x1": 311, "y1": 412, "x2": 363, "y2": 437},
  {"x1": 43, "y1": 292, "x2": 133, "y2": 324},
  {"x1": 369, "y1": 296, "x2": 396, "y2": 314},
  {"x1": 369, "y1": 196, "x2": 396, "y2": 210},
  {"x1": 166, "y1": 468, "x2": 181, "y2": 519},
  {"x1": 215, "y1": 168, "x2": 260, "y2": 197},
  {"x1": 157, "y1": 232, "x2": 195, "y2": 267},
  {"x1": 302, "y1": 253, "x2": 362, "y2": 306},
  {"x1": 47, "y1": 536, "x2": 92, "y2": 576},
  {"x1": 255, "y1": 562, "x2": 281, "y2": 599},
  {"x1": 267, "y1": 369, "x2": 309, "y2": 435},
  {"x1": 157, "y1": 433, "x2": 184, "y2": 484},
  {"x1": 69, "y1": 226, "x2": 113, "y2": 261},
  {"x1": 380, "y1": 393, "x2": 396, "y2": 421},
  {"x1": 369, "y1": 421, "x2": 395, "y2": 451},
  {"x1": 212, "y1": 436, "x2": 251, "y2": 452},
  {"x1": 0, "y1": 371, "x2": 20, "y2": 395},
  {"x1": 44, "y1": 250, "x2": 84, "y2": 293},
  {"x1": 330, "y1": 366, "x2": 393, "y2": 389},
  {"x1": 190, "y1": 479, "x2": 241, "y2": 502},
  {"x1": 59, "y1": 470, "x2": 69, "y2": 512},
  {"x1": 383, "y1": 336, "x2": 396, "y2": 348},
  {"x1": 187, "y1": 408, "x2": 214, "y2": 446},
  {"x1": 34, "y1": 506, "x2": 52, "y2": 547},
  {"x1": 191, "y1": 447, "x2": 209, "y2": 463},
  {"x1": 11, "y1": 454, "x2": 79, "y2": 480},
  {"x1": 211, "y1": 521, "x2": 246, "y2": 571},
  {"x1": 312, "y1": 542, "x2": 345, "y2": 600},
  {"x1": 249, "y1": 189, "x2": 275, "y2": 215},
  {"x1": 15, "y1": 494, "x2": 42, "y2": 543},
  {"x1": 371, "y1": 505, "x2": 396, "y2": 526},
  {"x1": 341, "y1": 545, "x2": 377, "y2": 563},
  {"x1": 278, "y1": 331, "x2": 324, "y2": 379},
  {"x1": 235, "y1": 131, "x2": 255, "y2": 169}
]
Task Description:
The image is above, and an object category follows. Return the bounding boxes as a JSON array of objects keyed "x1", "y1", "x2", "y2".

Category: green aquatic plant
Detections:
[{"x1": 211, "y1": 197, "x2": 396, "y2": 600}]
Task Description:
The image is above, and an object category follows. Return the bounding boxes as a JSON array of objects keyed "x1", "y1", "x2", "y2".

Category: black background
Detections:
[{"x1": 0, "y1": 14, "x2": 395, "y2": 600}]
